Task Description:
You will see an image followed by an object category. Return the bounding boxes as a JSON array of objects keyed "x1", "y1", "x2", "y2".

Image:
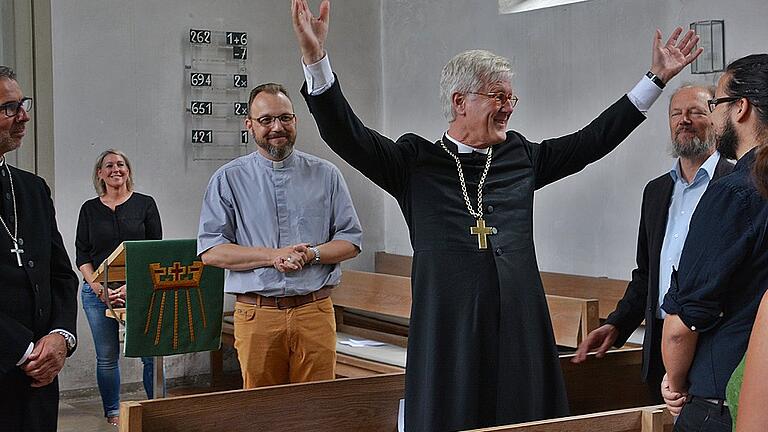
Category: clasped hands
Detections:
[
  {"x1": 273, "y1": 243, "x2": 315, "y2": 273},
  {"x1": 21, "y1": 333, "x2": 67, "y2": 387},
  {"x1": 661, "y1": 373, "x2": 688, "y2": 415},
  {"x1": 91, "y1": 281, "x2": 127, "y2": 307}
]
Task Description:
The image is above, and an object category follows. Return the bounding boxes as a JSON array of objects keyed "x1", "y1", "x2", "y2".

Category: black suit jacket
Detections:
[
  {"x1": 605, "y1": 156, "x2": 733, "y2": 381},
  {"x1": 0, "y1": 165, "x2": 78, "y2": 431}
]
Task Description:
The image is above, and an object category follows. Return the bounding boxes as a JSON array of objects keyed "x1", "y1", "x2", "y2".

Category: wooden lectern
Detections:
[{"x1": 92, "y1": 239, "x2": 225, "y2": 398}]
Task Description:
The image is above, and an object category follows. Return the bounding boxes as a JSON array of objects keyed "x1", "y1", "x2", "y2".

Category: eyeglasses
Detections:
[
  {"x1": 251, "y1": 113, "x2": 296, "y2": 127},
  {"x1": 707, "y1": 97, "x2": 740, "y2": 113},
  {"x1": 469, "y1": 92, "x2": 518, "y2": 109},
  {"x1": 0, "y1": 97, "x2": 32, "y2": 118}
]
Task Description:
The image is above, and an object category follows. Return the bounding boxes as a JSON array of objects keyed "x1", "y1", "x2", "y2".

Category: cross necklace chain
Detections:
[
  {"x1": 439, "y1": 140, "x2": 497, "y2": 249},
  {"x1": 0, "y1": 157, "x2": 24, "y2": 266}
]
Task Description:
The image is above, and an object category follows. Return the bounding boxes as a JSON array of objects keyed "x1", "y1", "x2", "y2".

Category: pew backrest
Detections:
[
  {"x1": 374, "y1": 252, "x2": 627, "y2": 320},
  {"x1": 334, "y1": 270, "x2": 599, "y2": 348},
  {"x1": 120, "y1": 373, "x2": 405, "y2": 432}
]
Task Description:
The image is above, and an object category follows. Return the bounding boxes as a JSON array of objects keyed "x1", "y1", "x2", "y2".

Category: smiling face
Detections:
[
  {"x1": 668, "y1": 86, "x2": 714, "y2": 158},
  {"x1": 452, "y1": 79, "x2": 515, "y2": 147},
  {"x1": 97, "y1": 153, "x2": 131, "y2": 193},
  {"x1": 0, "y1": 78, "x2": 30, "y2": 158},
  {"x1": 245, "y1": 91, "x2": 297, "y2": 161}
]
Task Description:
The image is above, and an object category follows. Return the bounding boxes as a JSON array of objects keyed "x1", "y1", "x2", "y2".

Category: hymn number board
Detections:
[{"x1": 186, "y1": 29, "x2": 251, "y2": 160}]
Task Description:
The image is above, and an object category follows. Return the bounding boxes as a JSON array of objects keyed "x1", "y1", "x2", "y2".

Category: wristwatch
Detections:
[
  {"x1": 309, "y1": 245, "x2": 321, "y2": 265},
  {"x1": 645, "y1": 70, "x2": 666, "y2": 89},
  {"x1": 51, "y1": 330, "x2": 76, "y2": 354}
]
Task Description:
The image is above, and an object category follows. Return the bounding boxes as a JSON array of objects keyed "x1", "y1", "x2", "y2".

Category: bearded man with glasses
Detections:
[
  {"x1": 291, "y1": 1, "x2": 702, "y2": 430},
  {"x1": 197, "y1": 82, "x2": 362, "y2": 388},
  {"x1": 0, "y1": 65, "x2": 78, "y2": 432}
]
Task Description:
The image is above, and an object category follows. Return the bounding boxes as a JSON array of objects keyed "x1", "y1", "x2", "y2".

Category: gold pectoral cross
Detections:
[{"x1": 470, "y1": 218, "x2": 495, "y2": 249}]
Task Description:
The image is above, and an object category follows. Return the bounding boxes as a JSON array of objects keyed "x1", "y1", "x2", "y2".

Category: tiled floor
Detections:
[
  {"x1": 57, "y1": 375, "x2": 242, "y2": 431},
  {"x1": 58, "y1": 389, "x2": 147, "y2": 432}
]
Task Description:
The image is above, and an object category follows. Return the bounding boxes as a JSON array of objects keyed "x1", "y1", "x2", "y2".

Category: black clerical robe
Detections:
[
  {"x1": 302, "y1": 77, "x2": 645, "y2": 432},
  {"x1": 0, "y1": 164, "x2": 78, "y2": 432}
]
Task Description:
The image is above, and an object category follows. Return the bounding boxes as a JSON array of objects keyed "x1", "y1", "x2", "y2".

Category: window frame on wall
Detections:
[{"x1": 0, "y1": 0, "x2": 54, "y2": 187}]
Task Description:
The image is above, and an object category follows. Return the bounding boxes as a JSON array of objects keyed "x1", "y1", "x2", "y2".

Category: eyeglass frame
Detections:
[
  {"x1": 0, "y1": 97, "x2": 33, "y2": 118},
  {"x1": 468, "y1": 92, "x2": 519, "y2": 109},
  {"x1": 249, "y1": 113, "x2": 297, "y2": 127},
  {"x1": 707, "y1": 97, "x2": 740, "y2": 113}
]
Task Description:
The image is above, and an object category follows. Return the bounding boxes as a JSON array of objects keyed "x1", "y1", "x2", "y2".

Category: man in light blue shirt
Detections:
[
  {"x1": 197, "y1": 82, "x2": 362, "y2": 388},
  {"x1": 575, "y1": 84, "x2": 733, "y2": 403}
]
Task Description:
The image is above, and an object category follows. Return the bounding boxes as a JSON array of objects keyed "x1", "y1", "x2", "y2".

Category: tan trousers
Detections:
[{"x1": 233, "y1": 297, "x2": 336, "y2": 388}]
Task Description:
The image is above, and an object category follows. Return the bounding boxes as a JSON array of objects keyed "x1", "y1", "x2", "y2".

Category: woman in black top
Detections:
[{"x1": 75, "y1": 149, "x2": 161, "y2": 426}]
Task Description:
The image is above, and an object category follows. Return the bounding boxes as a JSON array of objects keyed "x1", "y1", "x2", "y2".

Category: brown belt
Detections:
[{"x1": 236, "y1": 286, "x2": 332, "y2": 310}]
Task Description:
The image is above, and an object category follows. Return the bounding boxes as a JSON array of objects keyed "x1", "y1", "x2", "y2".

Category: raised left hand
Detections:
[
  {"x1": 21, "y1": 333, "x2": 67, "y2": 387},
  {"x1": 650, "y1": 27, "x2": 703, "y2": 84}
]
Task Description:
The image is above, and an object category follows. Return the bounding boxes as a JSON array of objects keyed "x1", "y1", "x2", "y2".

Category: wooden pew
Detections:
[
  {"x1": 471, "y1": 406, "x2": 672, "y2": 432},
  {"x1": 375, "y1": 252, "x2": 628, "y2": 320},
  {"x1": 120, "y1": 373, "x2": 405, "y2": 432},
  {"x1": 332, "y1": 270, "x2": 599, "y2": 350},
  {"x1": 212, "y1": 269, "x2": 600, "y2": 383},
  {"x1": 330, "y1": 270, "x2": 648, "y2": 414},
  {"x1": 211, "y1": 257, "x2": 648, "y2": 414},
  {"x1": 120, "y1": 372, "x2": 670, "y2": 432}
]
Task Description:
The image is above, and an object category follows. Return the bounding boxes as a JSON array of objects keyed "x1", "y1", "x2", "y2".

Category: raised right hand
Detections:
[
  {"x1": 291, "y1": 0, "x2": 330, "y2": 64},
  {"x1": 571, "y1": 323, "x2": 619, "y2": 363}
]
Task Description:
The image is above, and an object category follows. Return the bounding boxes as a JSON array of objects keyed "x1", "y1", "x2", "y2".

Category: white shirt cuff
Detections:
[
  {"x1": 302, "y1": 54, "x2": 336, "y2": 96},
  {"x1": 17, "y1": 342, "x2": 34, "y2": 366},
  {"x1": 627, "y1": 75, "x2": 664, "y2": 115},
  {"x1": 50, "y1": 328, "x2": 76, "y2": 346}
]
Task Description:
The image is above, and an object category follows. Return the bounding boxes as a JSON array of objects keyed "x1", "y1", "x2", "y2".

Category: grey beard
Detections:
[
  {"x1": 253, "y1": 132, "x2": 295, "y2": 161},
  {"x1": 669, "y1": 136, "x2": 713, "y2": 159},
  {"x1": 261, "y1": 142, "x2": 294, "y2": 160}
]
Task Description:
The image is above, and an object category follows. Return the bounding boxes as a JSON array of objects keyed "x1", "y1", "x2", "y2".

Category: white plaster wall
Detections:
[
  {"x1": 378, "y1": 0, "x2": 768, "y2": 276},
  {"x1": 50, "y1": 0, "x2": 383, "y2": 391}
]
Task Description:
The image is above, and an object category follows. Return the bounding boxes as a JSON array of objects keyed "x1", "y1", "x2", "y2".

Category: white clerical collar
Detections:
[{"x1": 444, "y1": 133, "x2": 489, "y2": 154}]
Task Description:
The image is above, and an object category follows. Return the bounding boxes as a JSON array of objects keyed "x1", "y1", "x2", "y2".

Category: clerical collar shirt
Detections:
[
  {"x1": 662, "y1": 147, "x2": 768, "y2": 399},
  {"x1": 444, "y1": 134, "x2": 489, "y2": 154},
  {"x1": 657, "y1": 151, "x2": 721, "y2": 319},
  {"x1": 197, "y1": 150, "x2": 362, "y2": 296}
]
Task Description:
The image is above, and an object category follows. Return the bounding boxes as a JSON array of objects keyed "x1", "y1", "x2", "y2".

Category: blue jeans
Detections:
[{"x1": 81, "y1": 282, "x2": 154, "y2": 417}]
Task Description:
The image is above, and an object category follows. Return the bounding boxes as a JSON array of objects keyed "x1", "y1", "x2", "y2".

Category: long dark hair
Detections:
[{"x1": 725, "y1": 54, "x2": 768, "y2": 197}]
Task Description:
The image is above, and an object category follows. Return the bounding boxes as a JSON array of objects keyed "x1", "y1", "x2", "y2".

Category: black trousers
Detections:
[
  {"x1": 673, "y1": 397, "x2": 732, "y2": 432},
  {"x1": 0, "y1": 371, "x2": 59, "y2": 432},
  {"x1": 645, "y1": 318, "x2": 665, "y2": 405}
]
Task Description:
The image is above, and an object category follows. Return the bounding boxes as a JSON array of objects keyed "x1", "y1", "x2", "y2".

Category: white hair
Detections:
[{"x1": 439, "y1": 49, "x2": 514, "y2": 122}]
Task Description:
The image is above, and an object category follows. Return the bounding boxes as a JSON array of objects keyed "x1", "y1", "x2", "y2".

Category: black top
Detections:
[
  {"x1": 662, "y1": 147, "x2": 768, "y2": 399},
  {"x1": 303, "y1": 76, "x2": 646, "y2": 431},
  {"x1": 75, "y1": 192, "x2": 162, "y2": 270}
]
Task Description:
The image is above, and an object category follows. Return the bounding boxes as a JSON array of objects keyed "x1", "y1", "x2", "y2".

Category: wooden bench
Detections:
[
  {"x1": 210, "y1": 254, "x2": 649, "y2": 413},
  {"x1": 375, "y1": 252, "x2": 629, "y2": 320},
  {"x1": 212, "y1": 268, "x2": 600, "y2": 383},
  {"x1": 330, "y1": 269, "x2": 649, "y2": 414},
  {"x1": 331, "y1": 270, "x2": 599, "y2": 374},
  {"x1": 120, "y1": 372, "x2": 670, "y2": 432}
]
